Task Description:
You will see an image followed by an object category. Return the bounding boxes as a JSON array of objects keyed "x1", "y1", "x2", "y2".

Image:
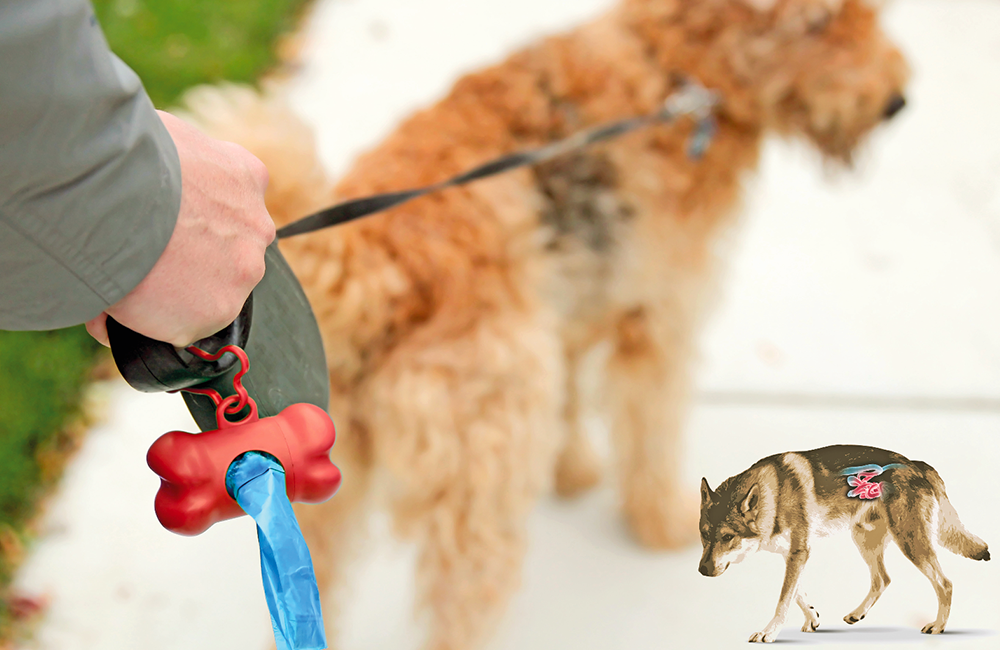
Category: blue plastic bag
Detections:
[{"x1": 226, "y1": 451, "x2": 327, "y2": 650}]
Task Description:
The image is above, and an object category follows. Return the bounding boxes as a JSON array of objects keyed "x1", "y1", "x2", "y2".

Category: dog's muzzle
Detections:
[
  {"x1": 698, "y1": 559, "x2": 727, "y2": 577},
  {"x1": 883, "y1": 94, "x2": 906, "y2": 120}
]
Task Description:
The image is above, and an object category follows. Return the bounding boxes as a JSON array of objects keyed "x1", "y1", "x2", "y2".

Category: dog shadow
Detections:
[{"x1": 773, "y1": 626, "x2": 997, "y2": 644}]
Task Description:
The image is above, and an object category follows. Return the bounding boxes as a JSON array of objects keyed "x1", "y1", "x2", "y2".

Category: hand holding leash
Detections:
[{"x1": 86, "y1": 111, "x2": 275, "y2": 349}]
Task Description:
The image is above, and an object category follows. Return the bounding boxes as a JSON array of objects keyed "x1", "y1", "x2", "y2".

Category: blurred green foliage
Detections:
[
  {"x1": 0, "y1": 0, "x2": 310, "y2": 631},
  {"x1": 0, "y1": 328, "x2": 102, "y2": 578},
  {"x1": 92, "y1": 0, "x2": 310, "y2": 107}
]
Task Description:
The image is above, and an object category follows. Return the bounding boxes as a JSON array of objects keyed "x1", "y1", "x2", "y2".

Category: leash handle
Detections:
[{"x1": 107, "y1": 294, "x2": 254, "y2": 393}]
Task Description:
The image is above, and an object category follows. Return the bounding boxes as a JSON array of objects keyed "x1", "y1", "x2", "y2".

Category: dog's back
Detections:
[
  {"x1": 796, "y1": 446, "x2": 988, "y2": 560},
  {"x1": 707, "y1": 445, "x2": 990, "y2": 557}
]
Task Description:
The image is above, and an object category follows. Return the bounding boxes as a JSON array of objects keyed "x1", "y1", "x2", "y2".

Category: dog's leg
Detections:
[
  {"x1": 891, "y1": 520, "x2": 952, "y2": 634},
  {"x1": 606, "y1": 306, "x2": 697, "y2": 549},
  {"x1": 409, "y1": 470, "x2": 539, "y2": 650},
  {"x1": 750, "y1": 543, "x2": 810, "y2": 643},
  {"x1": 795, "y1": 590, "x2": 820, "y2": 632},
  {"x1": 554, "y1": 344, "x2": 602, "y2": 497},
  {"x1": 845, "y1": 514, "x2": 891, "y2": 625},
  {"x1": 291, "y1": 398, "x2": 375, "y2": 650},
  {"x1": 369, "y1": 318, "x2": 562, "y2": 650},
  {"x1": 910, "y1": 554, "x2": 952, "y2": 634}
]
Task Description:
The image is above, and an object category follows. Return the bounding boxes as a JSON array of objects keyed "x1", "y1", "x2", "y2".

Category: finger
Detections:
[{"x1": 85, "y1": 313, "x2": 111, "y2": 347}]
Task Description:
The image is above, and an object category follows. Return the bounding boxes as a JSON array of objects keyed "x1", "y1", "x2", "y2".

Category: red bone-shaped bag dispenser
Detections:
[
  {"x1": 148, "y1": 402, "x2": 341, "y2": 535},
  {"x1": 146, "y1": 346, "x2": 341, "y2": 536}
]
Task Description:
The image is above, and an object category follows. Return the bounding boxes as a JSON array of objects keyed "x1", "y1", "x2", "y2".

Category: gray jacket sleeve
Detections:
[{"x1": 0, "y1": 0, "x2": 181, "y2": 330}]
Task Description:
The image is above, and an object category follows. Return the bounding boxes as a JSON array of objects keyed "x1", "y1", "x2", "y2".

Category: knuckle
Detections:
[
  {"x1": 224, "y1": 297, "x2": 246, "y2": 324},
  {"x1": 259, "y1": 210, "x2": 277, "y2": 243},
  {"x1": 212, "y1": 295, "x2": 246, "y2": 333},
  {"x1": 225, "y1": 141, "x2": 269, "y2": 189},
  {"x1": 240, "y1": 251, "x2": 267, "y2": 287},
  {"x1": 244, "y1": 151, "x2": 270, "y2": 189},
  {"x1": 252, "y1": 258, "x2": 266, "y2": 285}
]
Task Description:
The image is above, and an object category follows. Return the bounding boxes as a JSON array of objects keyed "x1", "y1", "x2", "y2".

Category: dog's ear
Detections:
[
  {"x1": 700, "y1": 478, "x2": 714, "y2": 508},
  {"x1": 740, "y1": 484, "x2": 760, "y2": 533}
]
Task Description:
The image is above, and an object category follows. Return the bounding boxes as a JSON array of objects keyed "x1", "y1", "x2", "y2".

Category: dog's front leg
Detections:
[
  {"x1": 795, "y1": 590, "x2": 820, "y2": 632},
  {"x1": 750, "y1": 545, "x2": 810, "y2": 643},
  {"x1": 606, "y1": 306, "x2": 698, "y2": 549}
]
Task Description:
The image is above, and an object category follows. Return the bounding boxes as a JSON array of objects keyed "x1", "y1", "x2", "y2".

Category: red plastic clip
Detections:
[{"x1": 146, "y1": 345, "x2": 341, "y2": 536}]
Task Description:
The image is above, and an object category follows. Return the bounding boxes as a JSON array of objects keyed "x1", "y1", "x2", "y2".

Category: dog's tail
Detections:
[
  {"x1": 916, "y1": 462, "x2": 990, "y2": 561},
  {"x1": 938, "y1": 497, "x2": 989, "y2": 561}
]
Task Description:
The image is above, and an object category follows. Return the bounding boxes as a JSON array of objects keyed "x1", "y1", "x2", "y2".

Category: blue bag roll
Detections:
[{"x1": 226, "y1": 451, "x2": 327, "y2": 650}]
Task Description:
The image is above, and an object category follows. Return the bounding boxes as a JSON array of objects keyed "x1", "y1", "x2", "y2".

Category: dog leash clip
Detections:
[
  {"x1": 661, "y1": 80, "x2": 721, "y2": 160},
  {"x1": 663, "y1": 80, "x2": 721, "y2": 120}
]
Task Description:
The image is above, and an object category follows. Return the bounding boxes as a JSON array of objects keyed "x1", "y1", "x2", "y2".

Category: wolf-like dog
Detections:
[{"x1": 699, "y1": 445, "x2": 990, "y2": 643}]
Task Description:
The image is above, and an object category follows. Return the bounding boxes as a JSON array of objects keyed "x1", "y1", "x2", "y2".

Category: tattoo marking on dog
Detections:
[{"x1": 840, "y1": 463, "x2": 906, "y2": 500}]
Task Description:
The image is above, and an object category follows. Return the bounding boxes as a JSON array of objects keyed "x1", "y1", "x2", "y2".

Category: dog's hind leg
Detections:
[
  {"x1": 605, "y1": 306, "x2": 697, "y2": 549},
  {"x1": 369, "y1": 316, "x2": 562, "y2": 650},
  {"x1": 291, "y1": 394, "x2": 375, "y2": 650},
  {"x1": 554, "y1": 343, "x2": 602, "y2": 498},
  {"x1": 889, "y1": 504, "x2": 953, "y2": 634},
  {"x1": 844, "y1": 510, "x2": 891, "y2": 625}
]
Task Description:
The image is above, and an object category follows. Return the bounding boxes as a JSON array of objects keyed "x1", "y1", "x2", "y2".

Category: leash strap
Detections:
[{"x1": 276, "y1": 82, "x2": 720, "y2": 239}]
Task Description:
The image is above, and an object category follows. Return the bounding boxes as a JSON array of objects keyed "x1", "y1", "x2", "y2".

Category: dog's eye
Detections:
[{"x1": 721, "y1": 533, "x2": 735, "y2": 543}]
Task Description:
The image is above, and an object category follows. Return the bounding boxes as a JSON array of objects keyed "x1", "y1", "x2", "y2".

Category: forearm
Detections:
[{"x1": 0, "y1": 0, "x2": 180, "y2": 330}]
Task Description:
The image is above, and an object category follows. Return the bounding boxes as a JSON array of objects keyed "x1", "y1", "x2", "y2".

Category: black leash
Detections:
[{"x1": 276, "y1": 82, "x2": 720, "y2": 240}]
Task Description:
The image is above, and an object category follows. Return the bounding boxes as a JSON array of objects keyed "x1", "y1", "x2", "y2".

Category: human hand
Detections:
[{"x1": 86, "y1": 111, "x2": 275, "y2": 348}]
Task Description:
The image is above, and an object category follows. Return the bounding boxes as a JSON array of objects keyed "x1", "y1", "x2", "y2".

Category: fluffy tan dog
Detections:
[{"x1": 183, "y1": 0, "x2": 908, "y2": 647}]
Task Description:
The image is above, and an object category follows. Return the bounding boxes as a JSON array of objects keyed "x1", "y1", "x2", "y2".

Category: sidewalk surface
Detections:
[{"x1": 14, "y1": 1, "x2": 1000, "y2": 648}]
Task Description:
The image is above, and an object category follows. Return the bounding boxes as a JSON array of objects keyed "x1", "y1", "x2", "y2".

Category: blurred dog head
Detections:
[
  {"x1": 753, "y1": 0, "x2": 909, "y2": 160},
  {"x1": 625, "y1": 0, "x2": 909, "y2": 162}
]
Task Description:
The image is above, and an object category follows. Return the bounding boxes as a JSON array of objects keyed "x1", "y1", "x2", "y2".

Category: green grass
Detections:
[
  {"x1": 0, "y1": 329, "x2": 102, "y2": 530},
  {"x1": 0, "y1": 328, "x2": 102, "y2": 612},
  {"x1": 0, "y1": 0, "x2": 311, "y2": 633},
  {"x1": 92, "y1": 0, "x2": 311, "y2": 107}
]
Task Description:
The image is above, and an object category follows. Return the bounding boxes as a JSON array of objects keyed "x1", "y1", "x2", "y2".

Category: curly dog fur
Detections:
[{"x1": 180, "y1": 0, "x2": 908, "y2": 647}]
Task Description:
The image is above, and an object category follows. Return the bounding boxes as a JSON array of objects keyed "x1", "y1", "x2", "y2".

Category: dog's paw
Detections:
[
  {"x1": 748, "y1": 629, "x2": 778, "y2": 643},
  {"x1": 921, "y1": 621, "x2": 946, "y2": 634},
  {"x1": 625, "y1": 491, "x2": 699, "y2": 550},
  {"x1": 802, "y1": 607, "x2": 820, "y2": 632},
  {"x1": 554, "y1": 438, "x2": 602, "y2": 498},
  {"x1": 844, "y1": 612, "x2": 865, "y2": 625}
]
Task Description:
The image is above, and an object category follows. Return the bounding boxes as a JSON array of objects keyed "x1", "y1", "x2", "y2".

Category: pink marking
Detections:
[{"x1": 846, "y1": 470, "x2": 883, "y2": 500}]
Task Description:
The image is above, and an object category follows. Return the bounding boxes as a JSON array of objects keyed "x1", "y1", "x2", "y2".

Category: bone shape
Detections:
[{"x1": 147, "y1": 403, "x2": 341, "y2": 536}]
